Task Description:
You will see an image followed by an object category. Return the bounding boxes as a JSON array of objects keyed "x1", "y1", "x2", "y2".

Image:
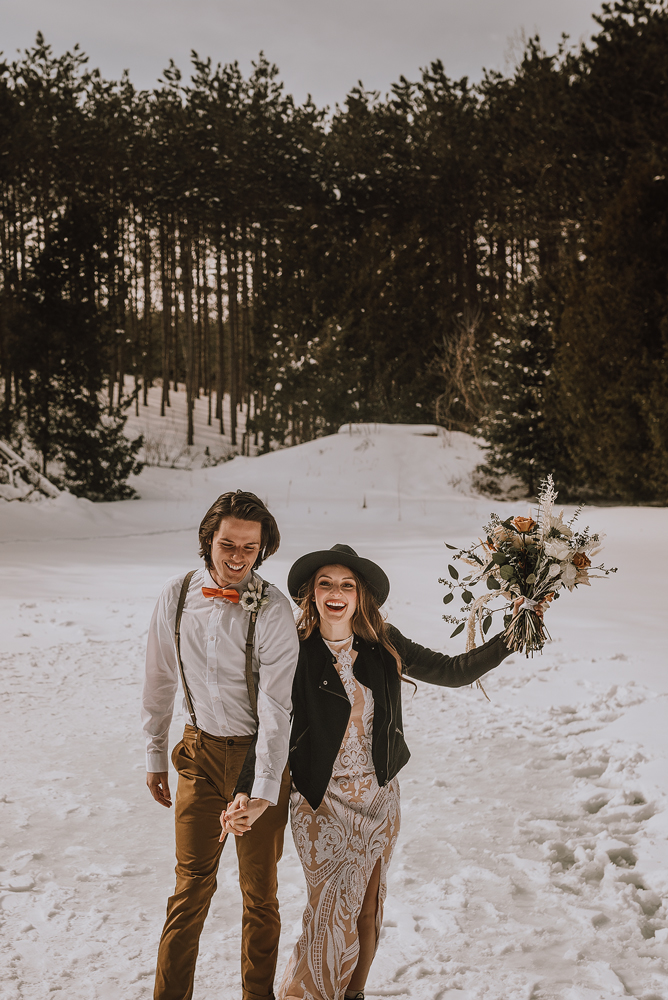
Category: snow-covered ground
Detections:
[{"x1": 1, "y1": 417, "x2": 668, "y2": 1000}]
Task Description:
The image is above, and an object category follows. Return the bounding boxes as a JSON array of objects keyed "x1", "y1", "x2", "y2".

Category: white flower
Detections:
[
  {"x1": 561, "y1": 562, "x2": 577, "y2": 586},
  {"x1": 548, "y1": 563, "x2": 562, "y2": 578},
  {"x1": 545, "y1": 539, "x2": 572, "y2": 561},
  {"x1": 240, "y1": 580, "x2": 270, "y2": 613},
  {"x1": 547, "y1": 511, "x2": 573, "y2": 538}
]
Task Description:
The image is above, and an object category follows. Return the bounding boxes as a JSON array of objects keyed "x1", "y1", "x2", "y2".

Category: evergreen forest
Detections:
[{"x1": 1, "y1": 0, "x2": 667, "y2": 502}]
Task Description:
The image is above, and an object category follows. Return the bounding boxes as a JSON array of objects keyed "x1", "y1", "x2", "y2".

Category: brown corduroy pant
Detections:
[{"x1": 154, "y1": 725, "x2": 290, "y2": 1000}]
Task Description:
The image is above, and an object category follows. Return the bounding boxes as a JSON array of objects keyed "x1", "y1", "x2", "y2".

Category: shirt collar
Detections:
[{"x1": 203, "y1": 567, "x2": 255, "y2": 595}]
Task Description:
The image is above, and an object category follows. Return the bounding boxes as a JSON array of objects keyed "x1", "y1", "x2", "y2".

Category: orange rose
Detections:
[
  {"x1": 512, "y1": 516, "x2": 536, "y2": 533},
  {"x1": 572, "y1": 552, "x2": 591, "y2": 569}
]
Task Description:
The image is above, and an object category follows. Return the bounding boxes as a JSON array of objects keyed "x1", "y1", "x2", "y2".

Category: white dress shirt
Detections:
[{"x1": 141, "y1": 566, "x2": 299, "y2": 805}]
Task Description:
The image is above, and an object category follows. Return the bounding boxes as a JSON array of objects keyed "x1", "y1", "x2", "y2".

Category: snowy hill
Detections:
[{"x1": 1, "y1": 423, "x2": 668, "y2": 998}]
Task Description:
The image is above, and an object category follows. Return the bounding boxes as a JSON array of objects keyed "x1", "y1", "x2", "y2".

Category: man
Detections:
[{"x1": 142, "y1": 490, "x2": 299, "y2": 1000}]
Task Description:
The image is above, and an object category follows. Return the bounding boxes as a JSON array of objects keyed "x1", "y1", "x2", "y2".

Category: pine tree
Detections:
[
  {"x1": 13, "y1": 200, "x2": 143, "y2": 498},
  {"x1": 555, "y1": 161, "x2": 668, "y2": 501},
  {"x1": 52, "y1": 391, "x2": 143, "y2": 501},
  {"x1": 477, "y1": 287, "x2": 561, "y2": 496}
]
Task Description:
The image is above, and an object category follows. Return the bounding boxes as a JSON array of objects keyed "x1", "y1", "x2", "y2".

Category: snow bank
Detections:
[{"x1": 1, "y1": 422, "x2": 667, "y2": 999}]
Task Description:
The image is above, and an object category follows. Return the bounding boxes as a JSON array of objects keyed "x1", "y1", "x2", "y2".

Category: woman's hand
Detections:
[
  {"x1": 220, "y1": 794, "x2": 270, "y2": 840},
  {"x1": 512, "y1": 594, "x2": 553, "y2": 619}
]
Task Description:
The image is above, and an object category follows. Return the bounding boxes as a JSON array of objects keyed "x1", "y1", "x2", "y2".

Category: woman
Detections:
[{"x1": 225, "y1": 543, "x2": 536, "y2": 1000}]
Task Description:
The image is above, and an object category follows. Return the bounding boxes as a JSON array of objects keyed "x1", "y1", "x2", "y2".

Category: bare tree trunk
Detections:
[
  {"x1": 201, "y1": 242, "x2": 212, "y2": 427},
  {"x1": 159, "y1": 219, "x2": 171, "y2": 415},
  {"x1": 142, "y1": 213, "x2": 152, "y2": 406},
  {"x1": 215, "y1": 242, "x2": 225, "y2": 436},
  {"x1": 171, "y1": 232, "x2": 180, "y2": 392},
  {"x1": 195, "y1": 232, "x2": 203, "y2": 399},
  {"x1": 241, "y1": 238, "x2": 250, "y2": 416},
  {"x1": 181, "y1": 226, "x2": 195, "y2": 447},
  {"x1": 226, "y1": 236, "x2": 238, "y2": 447}
]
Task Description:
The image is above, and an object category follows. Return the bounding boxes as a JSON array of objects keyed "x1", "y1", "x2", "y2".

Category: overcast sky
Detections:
[{"x1": 2, "y1": 0, "x2": 605, "y2": 108}]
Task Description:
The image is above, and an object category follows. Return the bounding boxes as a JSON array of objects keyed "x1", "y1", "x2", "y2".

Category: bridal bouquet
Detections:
[{"x1": 440, "y1": 477, "x2": 617, "y2": 657}]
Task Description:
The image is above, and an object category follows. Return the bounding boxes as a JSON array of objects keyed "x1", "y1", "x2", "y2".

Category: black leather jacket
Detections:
[{"x1": 285, "y1": 625, "x2": 511, "y2": 811}]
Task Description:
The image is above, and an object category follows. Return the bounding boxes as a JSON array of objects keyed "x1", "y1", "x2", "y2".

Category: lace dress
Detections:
[{"x1": 278, "y1": 638, "x2": 401, "y2": 1000}]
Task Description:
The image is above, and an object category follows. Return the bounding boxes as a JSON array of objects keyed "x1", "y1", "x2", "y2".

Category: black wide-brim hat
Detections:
[{"x1": 288, "y1": 543, "x2": 390, "y2": 606}]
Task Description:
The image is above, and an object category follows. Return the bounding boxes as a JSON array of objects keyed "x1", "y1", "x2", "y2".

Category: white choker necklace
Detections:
[{"x1": 324, "y1": 635, "x2": 354, "y2": 674}]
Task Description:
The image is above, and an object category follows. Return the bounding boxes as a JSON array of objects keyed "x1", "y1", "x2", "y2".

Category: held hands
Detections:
[
  {"x1": 220, "y1": 793, "x2": 270, "y2": 841},
  {"x1": 146, "y1": 771, "x2": 172, "y2": 808}
]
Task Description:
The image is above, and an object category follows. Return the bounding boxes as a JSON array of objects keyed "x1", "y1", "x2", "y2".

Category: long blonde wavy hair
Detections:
[{"x1": 296, "y1": 566, "x2": 411, "y2": 683}]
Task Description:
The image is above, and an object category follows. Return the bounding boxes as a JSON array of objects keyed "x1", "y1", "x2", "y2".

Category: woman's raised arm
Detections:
[{"x1": 387, "y1": 625, "x2": 511, "y2": 688}]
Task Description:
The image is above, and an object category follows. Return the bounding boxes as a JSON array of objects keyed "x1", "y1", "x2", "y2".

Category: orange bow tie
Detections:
[{"x1": 202, "y1": 587, "x2": 239, "y2": 603}]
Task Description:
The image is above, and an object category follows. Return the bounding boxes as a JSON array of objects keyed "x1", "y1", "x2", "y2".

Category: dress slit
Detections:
[{"x1": 278, "y1": 644, "x2": 400, "y2": 1000}]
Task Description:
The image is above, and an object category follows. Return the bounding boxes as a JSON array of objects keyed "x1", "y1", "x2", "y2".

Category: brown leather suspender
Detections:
[
  {"x1": 174, "y1": 572, "x2": 260, "y2": 729},
  {"x1": 174, "y1": 570, "x2": 198, "y2": 728},
  {"x1": 244, "y1": 611, "x2": 259, "y2": 723}
]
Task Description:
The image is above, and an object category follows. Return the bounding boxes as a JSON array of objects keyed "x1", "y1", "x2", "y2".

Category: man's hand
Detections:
[
  {"x1": 147, "y1": 771, "x2": 172, "y2": 808},
  {"x1": 220, "y1": 794, "x2": 270, "y2": 840}
]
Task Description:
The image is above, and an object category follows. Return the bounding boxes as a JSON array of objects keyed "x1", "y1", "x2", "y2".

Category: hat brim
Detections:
[{"x1": 288, "y1": 549, "x2": 390, "y2": 606}]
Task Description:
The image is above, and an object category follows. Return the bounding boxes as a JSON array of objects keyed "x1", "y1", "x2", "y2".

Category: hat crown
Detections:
[
  {"x1": 330, "y1": 543, "x2": 358, "y2": 558},
  {"x1": 287, "y1": 542, "x2": 390, "y2": 606}
]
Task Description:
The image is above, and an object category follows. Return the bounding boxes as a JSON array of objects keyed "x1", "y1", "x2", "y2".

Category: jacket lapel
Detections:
[
  {"x1": 319, "y1": 652, "x2": 349, "y2": 701},
  {"x1": 351, "y1": 638, "x2": 388, "y2": 714},
  {"x1": 304, "y1": 631, "x2": 349, "y2": 701}
]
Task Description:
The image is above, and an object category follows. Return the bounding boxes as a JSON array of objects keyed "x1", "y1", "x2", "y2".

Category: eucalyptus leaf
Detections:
[
  {"x1": 487, "y1": 576, "x2": 501, "y2": 590},
  {"x1": 526, "y1": 573, "x2": 536, "y2": 585},
  {"x1": 499, "y1": 564, "x2": 515, "y2": 580},
  {"x1": 450, "y1": 622, "x2": 466, "y2": 638},
  {"x1": 448, "y1": 565, "x2": 459, "y2": 580},
  {"x1": 445, "y1": 543, "x2": 458, "y2": 550},
  {"x1": 442, "y1": 593, "x2": 454, "y2": 605},
  {"x1": 482, "y1": 615, "x2": 492, "y2": 634},
  {"x1": 462, "y1": 590, "x2": 473, "y2": 604},
  {"x1": 492, "y1": 552, "x2": 507, "y2": 565}
]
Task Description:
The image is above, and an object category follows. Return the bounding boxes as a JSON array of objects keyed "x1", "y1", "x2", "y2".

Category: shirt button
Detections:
[{"x1": 322, "y1": 680, "x2": 328, "y2": 686}]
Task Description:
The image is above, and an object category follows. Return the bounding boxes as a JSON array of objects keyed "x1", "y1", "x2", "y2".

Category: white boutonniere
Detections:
[{"x1": 239, "y1": 579, "x2": 270, "y2": 614}]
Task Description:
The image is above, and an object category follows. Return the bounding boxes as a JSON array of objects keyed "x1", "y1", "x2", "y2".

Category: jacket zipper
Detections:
[
  {"x1": 290, "y1": 726, "x2": 310, "y2": 753},
  {"x1": 319, "y1": 681, "x2": 349, "y2": 702},
  {"x1": 384, "y1": 671, "x2": 394, "y2": 784},
  {"x1": 320, "y1": 657, "x2": 351, "y2": 702}
]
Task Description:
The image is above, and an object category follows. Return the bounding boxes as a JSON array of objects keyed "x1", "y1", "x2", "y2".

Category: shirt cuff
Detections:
[
  {"x1": 251, "y1": 775, "x2": 280, "y2": 806},
  {"x1": 147, "y1": 750, "x2": 169, "y2": 772}
]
